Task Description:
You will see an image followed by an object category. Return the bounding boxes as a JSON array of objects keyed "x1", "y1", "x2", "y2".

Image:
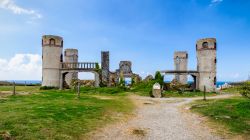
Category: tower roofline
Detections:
[
  {"x1": 42, "y1": 35, "x2": 63, "y2": 40},
  {"x1": 197, "y1": 38, "x2": 216, "y2": 43}
]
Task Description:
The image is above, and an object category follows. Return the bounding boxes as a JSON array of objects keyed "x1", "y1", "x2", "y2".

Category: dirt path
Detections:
[{"x1": 89, "y1": 94, "x2": 235, "y2": 140}]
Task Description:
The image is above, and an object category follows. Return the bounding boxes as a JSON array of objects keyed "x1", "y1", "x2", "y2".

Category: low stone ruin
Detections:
[
  {"x1": 152, "y1": 83, "x2": 162, "y2": 98},
  {"x1": 143, "y1": 75, "x2": 154, "y2": 82}
]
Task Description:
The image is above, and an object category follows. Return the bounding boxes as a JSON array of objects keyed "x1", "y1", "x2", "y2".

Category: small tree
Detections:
[
  {"x1": 155, "y1": 71, "x2": 164, "y2": 85},
  {"x1": 119, "y1": 72, "x2": 125, "y2": 88},
  {"x1": 239, "y1": 82, "x2": 250, "y2": 99},
  {"x1": 95, "y1": 63, "x2": 101, "y2": 73},
  {"x1": 131, "y1": 75, "x2": 135, "y2": 86}
]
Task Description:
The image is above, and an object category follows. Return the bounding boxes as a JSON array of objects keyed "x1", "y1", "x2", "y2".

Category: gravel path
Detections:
[{"x1": 89, "y1": 94, "x2": 235, "y2": 140}]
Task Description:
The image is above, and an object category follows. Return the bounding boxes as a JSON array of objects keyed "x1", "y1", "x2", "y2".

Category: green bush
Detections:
[
  {"x1": 239, "y1": 82, "x2": 250, "y2": 99},
  {"x1": 80, "y1": 87, "x2": 127, "y2": 94},
  {"x1": 40, "y1": 86, "x2": 58, "y2": 90},
  {"x1": 154, "y1": 71, "x2": 164, "y2": 85}
]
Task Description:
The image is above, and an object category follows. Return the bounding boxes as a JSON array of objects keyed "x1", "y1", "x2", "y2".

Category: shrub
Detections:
[
  {"x1": 239, "y1": 82, "x2": 250, "y2": 99},
  {"x1": 154, "y1": 71, "x2": 164, "y2": 85},
  {"x1": 40, "y1": 86, "x2": 58, "y2": 90}
]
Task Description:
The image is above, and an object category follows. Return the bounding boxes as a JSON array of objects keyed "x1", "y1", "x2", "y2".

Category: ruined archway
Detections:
[
  {"x1": 160, "y1": 70, "x2": 199, "y2": 91},
  {"x1": 59, "y1": 62, "x2": 100, "y2": 90}
]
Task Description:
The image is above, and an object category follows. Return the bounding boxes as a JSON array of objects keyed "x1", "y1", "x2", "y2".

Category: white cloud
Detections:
[
  {"x1": 209, "y1": 0, "x2": 223, "y2": 6},
  {"x1": 0, "y1": 54, "x2": 42, "y2": 80},
  {"x1": 0, "y1": 0, "x2": 42, "y2": 19}
]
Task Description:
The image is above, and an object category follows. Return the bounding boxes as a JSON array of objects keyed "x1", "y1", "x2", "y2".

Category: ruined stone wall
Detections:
[
  {"x1": 174, "y1": 51, "x2": 188, "y2": 84},
  {"x1": 119, "y1": 61, "x2": 132, "y2": 75},
  {"x1": 101, "y1": 51, "x2": 110, "y2": 86},
  {"x1": 42, "y1": 35, "x2": 63, "y2": 87},
  {"x1": 64, "y1": 49, "x2": 78, "y2": 86},
  {"x1": 196, "y1": 38, "x2": 217, "y2": 92},
  {"x1": 109, "y1": 72, "x2": 117, "y2": 87}
]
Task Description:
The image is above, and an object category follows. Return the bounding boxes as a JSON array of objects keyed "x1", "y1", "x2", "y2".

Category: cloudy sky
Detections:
[{"x1": 0, "y1": 0, "x2": 249, "y2": 81}]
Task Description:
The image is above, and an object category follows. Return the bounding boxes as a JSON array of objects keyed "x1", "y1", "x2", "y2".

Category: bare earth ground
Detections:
[{"x1": 88, "y1": 94, "x2": 238, "y2": 140}]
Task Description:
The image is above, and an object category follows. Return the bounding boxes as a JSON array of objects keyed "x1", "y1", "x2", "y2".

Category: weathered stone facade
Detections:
[
  {"x1": 109, "y1": 61, "x2": 141, "y2": 86},
  {"x1": 42, "y1": 36, "x2": 142, "y2": 89},
  {"x1": 42, "y1": 35, "x2": 101, "y2": 89},
  {"x1": 101, "y1": 51, "x2": 110, "y2": 86},
  {"x1": 174, "y1": 51, "x2": 188, "y2": 84},
  {"x1": 119, "y1": 61, "x2": 132, "y2": 75},
  {"x1": 64, "y1": 49, "x2": 78, "y2": 86},
  {"x1": 161, "y1": 38, "x2": 217, "y2": 92},
  {"x1": 196, "y1": 38, "x2": 217, "y2": 92},
  {"x1": 152, "y1": 83, "x2": 162, "y2": 98},
  {"x1": 42, "y1": 35, "x2": 63, "y2": 87},
  {"x1": 133, "y1": 74, "x2": 142, "y2": 83}
]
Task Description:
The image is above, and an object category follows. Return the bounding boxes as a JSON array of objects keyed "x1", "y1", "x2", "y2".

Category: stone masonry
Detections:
[
  {"x1": 64, "y1": 49, "x2": 78, "y2": 86},
  {"x1": 196, "y1": 38, "x2": 217, "y2": 92},
  {"x1": 101, "y1": 51, "x2": 110, "y2": 86},
  {"x1": 42, "y1": 35, "x2": 63, "y2": 87},
  {"x1": 42, "y1": 35, "x2": 101, "y2": 89},
  {"x1": 119, "y1": 61, "x2": 132, "y2": 75},
  {"x1": 161, "y1": 38, "x2": 217, "y2": 92},
  {"x1": 174, "y1": 51, "x2": 188, "y2": 84}
]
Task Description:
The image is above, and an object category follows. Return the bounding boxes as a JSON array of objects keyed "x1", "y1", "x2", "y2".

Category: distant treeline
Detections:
[
  {"x1": 230, "y1": 81, "x2": 250, "y2": 86},
  {"x1": 0, "y1": 81, "x2": 41, "y2": 86}
]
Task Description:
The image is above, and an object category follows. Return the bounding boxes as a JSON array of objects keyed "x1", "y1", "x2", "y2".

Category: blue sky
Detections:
[{"x1": 0, "y1": 0, "x2": 249, "y2": 81}]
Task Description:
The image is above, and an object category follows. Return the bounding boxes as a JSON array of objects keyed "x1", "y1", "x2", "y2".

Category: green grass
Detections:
[
  {"x1": 190, "y1": 97, "x2": 250, "y2": 136},
  {"x1": 0, "y1": 88, "x2": 134, "y2": 140},
  {"x1": 130, "y1": 81, "x2": 157, "y2": 96},
  {"x1": 79, "y1": 86, "x2": 129, "y2": 94},
  {"x1": 0, "y1": 86, "x2": 39, "y2": 93},
  {"x1": 163, "y1": 90, "x2": 218, "y2": 97},
  {"x1": 222, "y1": 87, "x2": 240, "y2": 94},
  {"x1": 130, "y1": 81, "x2": 219, "y2": 97}
]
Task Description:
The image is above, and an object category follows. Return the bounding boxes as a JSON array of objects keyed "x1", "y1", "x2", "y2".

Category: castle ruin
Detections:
[
  {"x1": 196, "y1": 38, "x2": 217, "y2": 92},
  {"x1": 161, "y1": 38, "x2": 217, "y2": 92},
  {"x1": 174, "y1": 51, "x2": 188, "y2": 84},
  {"x1": 42, "y1": 35, "x2": 63, "y2": 88},
  {"x1": 64, "y1": 49, "x2": 78, "y2": 86},
  {"x1": 42, "y1": 35, "x2": 216, "y2": 92},
  {"x1": 42, "y1": 35, "x2": 141, "y2": 89}
]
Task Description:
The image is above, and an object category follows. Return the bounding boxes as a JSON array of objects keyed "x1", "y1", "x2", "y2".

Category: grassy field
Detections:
[
  {"x1": 0, "y1": 86, "x2": 39, "y2": 93},
  {"x1": 163, "y1": 90, "x2": 218, "y2": 97},
  {"x1": 190, "y1": 97, "x2": 250, "y2": 137},
  {"x1": 130, "y1": 81, "x2": 218, "y2": 97},
  {"x1": 0, "y1": 87, "x2": 134, "y2": 140},
  {"x1": 221, "y1": 87, "x2": 240, "y2": 94}
]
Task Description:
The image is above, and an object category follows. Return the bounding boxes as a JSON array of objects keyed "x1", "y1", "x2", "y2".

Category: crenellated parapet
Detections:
[
  {"x1": 42, "y1": 35, "x2": 63, "y2": 47},
  {"x1": 196, "y1": 38, "x2": 216, "y2": 51}
]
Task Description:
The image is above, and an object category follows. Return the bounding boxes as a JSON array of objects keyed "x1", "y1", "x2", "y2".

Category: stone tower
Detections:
[
  {"x1": 196, "y1": 38, "x2": 217, "y2": 92},
  {"x1": 101, "y1": 51, "x2": 110, "y2": 86},
  {"x1": 174, "y1": 51, "x2": 188, "y2": 84},
  {"x1": 64, "y1": 49, "x2": 78, "y2": 86},
  {"x1": 42, "y1": 35, "x2": 63, "y2": 87}
]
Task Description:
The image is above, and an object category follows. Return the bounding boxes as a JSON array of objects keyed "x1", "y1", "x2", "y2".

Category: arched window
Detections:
[
  {"x1": 202, "y1": 42, "x2": 208, "y2": 48},
  {"x1": 60, "y1": 54, "x2": 63, "y2": 62},
  {"x1": 50, "y1": 38, "x2": 55, "y2": 45},
  {"x1": 61, "y1": 40, "x2": 63, "y2": 47},
  {"x1": 214, "y1": 76, "x2": 217, "y2": 85},
  {"x1": 214, "y1": 42, "x2": 217, "y2": 50}
]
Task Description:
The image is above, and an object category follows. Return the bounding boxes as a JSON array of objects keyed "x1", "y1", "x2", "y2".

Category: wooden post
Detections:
[
  {"x1": 77, "y1": 81, "x2": 80, "y2": 98},
  {"x1": 203, "y1": 86, "x2": 206, "y2": 101},
  {"x1": 13, "y1": 82, "x2": 16, "y2": 95}
]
